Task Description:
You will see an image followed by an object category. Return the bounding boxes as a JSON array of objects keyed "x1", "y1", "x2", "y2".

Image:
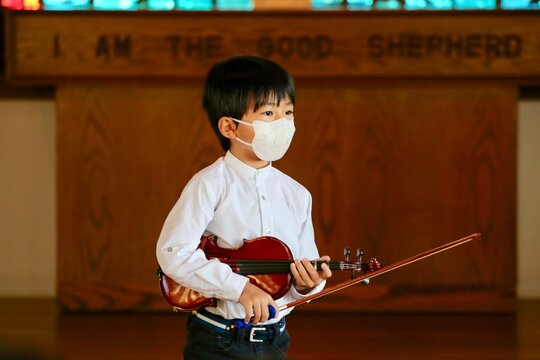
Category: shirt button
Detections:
[
  {"x1": 167, "y1": 247, "x2": 173, "y2": 252},
  {"x1": 261, "y1": 195, "x2": 266, "y2": 200},
  {"x1": 265, "y1": 228, "x2": 271, "y2": 234}
]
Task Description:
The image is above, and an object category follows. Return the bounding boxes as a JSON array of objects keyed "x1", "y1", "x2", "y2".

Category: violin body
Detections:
[{"x1": 158, "y1": 235, "x2": 294, "y2": 311}]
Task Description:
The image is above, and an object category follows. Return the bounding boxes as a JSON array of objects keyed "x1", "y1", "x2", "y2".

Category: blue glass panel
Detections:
[
  {"x1": 454, "y1": 0, "x2": 496, "y2": 9},
  {"x1": 177, "y1": 0, "x2": 212, "y2": 9},
  {"x1": 347, "y1": 0, "x2": 374, "y2": 9},
  {"x1": 42, "y1": 0, "x2": 90, "y2": 9},
  {"x1": 374, "y1": 0, "x2": 402, "y2": 9},
  {"x1": 405, "y1": 0, "x2": 452, "y2": 9},
  {"x1": 501, "y1": 0, "x2": 538, "y2": 8},
  {"x1": 215, "y1": 0, "x2": 253, "y2": 10},
  {"x1": 311, "y1": 0, "x2": 343, "y2": 9},
  {"x1": 93, "y1": 0, "x2": 138, "y2": 9},
  {"x1": 147, "y1": 0, "x2": 175, "y2": 9}
]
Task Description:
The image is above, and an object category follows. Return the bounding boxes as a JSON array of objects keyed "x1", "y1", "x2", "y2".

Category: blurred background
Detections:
[{"x1": 1, "y1": 1, "x2": 539, "y2": 359}]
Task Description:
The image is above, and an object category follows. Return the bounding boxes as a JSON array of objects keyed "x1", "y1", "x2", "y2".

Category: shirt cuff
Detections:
[
  {"x1": 224, "y1": 273, "x2": 250, "y2": 303},
  {"x1": 289, "y1": 280, "x2": 326, "y2": 300}
]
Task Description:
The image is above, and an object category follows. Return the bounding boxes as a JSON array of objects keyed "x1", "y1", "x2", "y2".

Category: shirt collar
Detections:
[{"x1": 224, "y1": 151, "x2": 272, "y2": 178}]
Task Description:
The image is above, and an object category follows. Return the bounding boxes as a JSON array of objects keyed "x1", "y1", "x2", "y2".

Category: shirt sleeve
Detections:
[{"x1": 156, "y1": 174, "x2": 249, "y2": 303}]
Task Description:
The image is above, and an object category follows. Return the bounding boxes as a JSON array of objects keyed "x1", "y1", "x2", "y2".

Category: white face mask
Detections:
[{"x1": 231, "y1": 117, "x2": 296, "y2": 161}]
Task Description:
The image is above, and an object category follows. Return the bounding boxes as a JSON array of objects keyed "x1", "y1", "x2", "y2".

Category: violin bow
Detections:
[{"x1": 279, "y1": 232, "x2": 482, "y2": 311}]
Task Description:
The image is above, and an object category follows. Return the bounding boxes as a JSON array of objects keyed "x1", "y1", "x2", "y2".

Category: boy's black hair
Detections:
[{"x1": 203, "y1": 55, "x2": 296, "y2": 151}]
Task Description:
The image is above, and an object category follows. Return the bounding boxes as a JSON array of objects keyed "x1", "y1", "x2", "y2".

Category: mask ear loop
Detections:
[
  {"x1": 229, "y1": 117, "x2": 254, "y2": 147},
  {"x1": 230, "y1": 117, "x2": 253, "y2": 127}
]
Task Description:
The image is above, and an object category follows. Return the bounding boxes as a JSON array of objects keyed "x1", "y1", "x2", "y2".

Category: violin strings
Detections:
[
  {"x1": 219, "y1": 260, "x2": 363, "y2": 274},
  {"x1": 223, "y1": 260, "x2": 361, "y2": 266}
]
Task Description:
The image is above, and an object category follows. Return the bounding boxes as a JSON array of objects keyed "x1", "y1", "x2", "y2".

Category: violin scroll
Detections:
[
  {"x1": 362, "y1": 257, "x2": 382, "y2": 285},
  {"x1": 369, "y1": 257, "x2": 382, "y2": 272}
]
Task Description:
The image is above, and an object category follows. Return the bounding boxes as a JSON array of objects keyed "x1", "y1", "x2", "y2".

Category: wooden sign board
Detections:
[{"x1": 5, "y1": 11, "x2": 540, "y2": 82}]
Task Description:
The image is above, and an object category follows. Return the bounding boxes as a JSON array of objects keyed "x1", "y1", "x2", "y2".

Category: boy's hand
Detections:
[
  {"x1": 238, "y1": 282, "x2": 279, "y2": 325},
  {"x1": 291, "y1": 255, "x2": 332, "y2": 295}
]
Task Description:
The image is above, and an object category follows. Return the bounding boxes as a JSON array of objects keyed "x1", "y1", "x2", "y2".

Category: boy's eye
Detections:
[
  {"x1": 286, "y1": 110, "x2": 294, "y2": 116},
  {"x1": 262, "y1": 111, "x2": 273, "y2": 116}
]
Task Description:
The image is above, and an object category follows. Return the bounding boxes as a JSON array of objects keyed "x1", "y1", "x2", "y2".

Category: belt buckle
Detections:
[{"x1": 249, "y1": 326, "x2": 265, "y2": 343}]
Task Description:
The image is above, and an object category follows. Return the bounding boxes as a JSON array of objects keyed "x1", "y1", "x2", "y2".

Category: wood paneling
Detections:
[
  {"x1": 280, "y1": 82, "x2": 516, "y2": 311},
  {"x1": 56, "y1": 84, "x2": 224, "y2": 311},
  {"x1": 57, "y1": 82, "x2": 516, "y2": 312}
]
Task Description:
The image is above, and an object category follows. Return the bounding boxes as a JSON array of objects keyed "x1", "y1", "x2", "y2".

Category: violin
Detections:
[
  {"x1": 158, "y1": 233, "x2": 481, "y2": 313},
  {"x1": 157, "y1": 234, "x2": 381, "y2": 312}
]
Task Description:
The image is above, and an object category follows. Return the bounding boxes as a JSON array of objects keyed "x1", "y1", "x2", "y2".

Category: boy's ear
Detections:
[{"x1": 218, "y1": 116, "x2": 237, "y2": 140}]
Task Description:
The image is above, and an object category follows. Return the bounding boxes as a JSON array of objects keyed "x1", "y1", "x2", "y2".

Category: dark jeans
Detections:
[{"x1": 183, "y1": 316, "x2": 290, "y2": 360}]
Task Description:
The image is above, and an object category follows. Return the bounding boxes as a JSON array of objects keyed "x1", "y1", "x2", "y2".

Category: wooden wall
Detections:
[
  {"x1": 6, "y1": 11, "x2": 539, "y2": 312},
  {"x1": 53, "y1": 81, "x2": 516, "y2": 312}
]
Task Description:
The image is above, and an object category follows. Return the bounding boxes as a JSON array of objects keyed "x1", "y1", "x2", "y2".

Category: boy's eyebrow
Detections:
[{"x1": 260, "y1": 101, "x2": 293, "y2": 106}]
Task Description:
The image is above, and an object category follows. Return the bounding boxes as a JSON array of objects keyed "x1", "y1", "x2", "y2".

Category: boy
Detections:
[{"x1": 156, "y1": 55, "x2": 332, "y2": 359}]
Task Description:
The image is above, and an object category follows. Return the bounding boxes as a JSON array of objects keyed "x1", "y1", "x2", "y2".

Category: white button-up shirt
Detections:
[{"x1": 156, "y1": 151, "x2": 324, "y2": 323}]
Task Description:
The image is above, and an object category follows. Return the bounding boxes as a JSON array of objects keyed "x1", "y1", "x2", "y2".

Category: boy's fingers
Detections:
[
  {"x1": 294, "y1": 262, "x2": 309, "y2": 287},
  {"x1": 300, "y1": 259, "x2": 316, "y2": 287},
  {"x1": 290, "y1": 262, "x2": 300, "y2": 279},
  {"x1": 243, "y1": 303, "x2": 252, "y2": 323},
  {"x1": 321, "y1": 263, "x2": 332, "y2": 278},
  {"x1": 321, "y1": 255, "x2": 333, "y2": 279},
  {"x1": 302, "y1": 259, "x2": 319, "y2": 278},
  {"x1": 253, "y1": 303, "x2": 261, "y2": 324},
  {"x1": 261, "y1": 303, "x2": 269, "y2": 323},
  {"x1": 294, "y1": 259, "x2": 310, "y2": 280},
  {"x1": 291, "y1": 261, "x2": 306, "y2": 287}
]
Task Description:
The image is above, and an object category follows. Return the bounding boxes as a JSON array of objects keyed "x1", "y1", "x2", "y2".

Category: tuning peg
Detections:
[
  {"x1": 355, "y1": 248, "x2": 369, "y2": 284},
  {"x1": 343, "y1": 247, "x2": 350, "y2": 262},
  {"x1": 356, "y1": 248, "x2": 364, "y2": 263}
]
